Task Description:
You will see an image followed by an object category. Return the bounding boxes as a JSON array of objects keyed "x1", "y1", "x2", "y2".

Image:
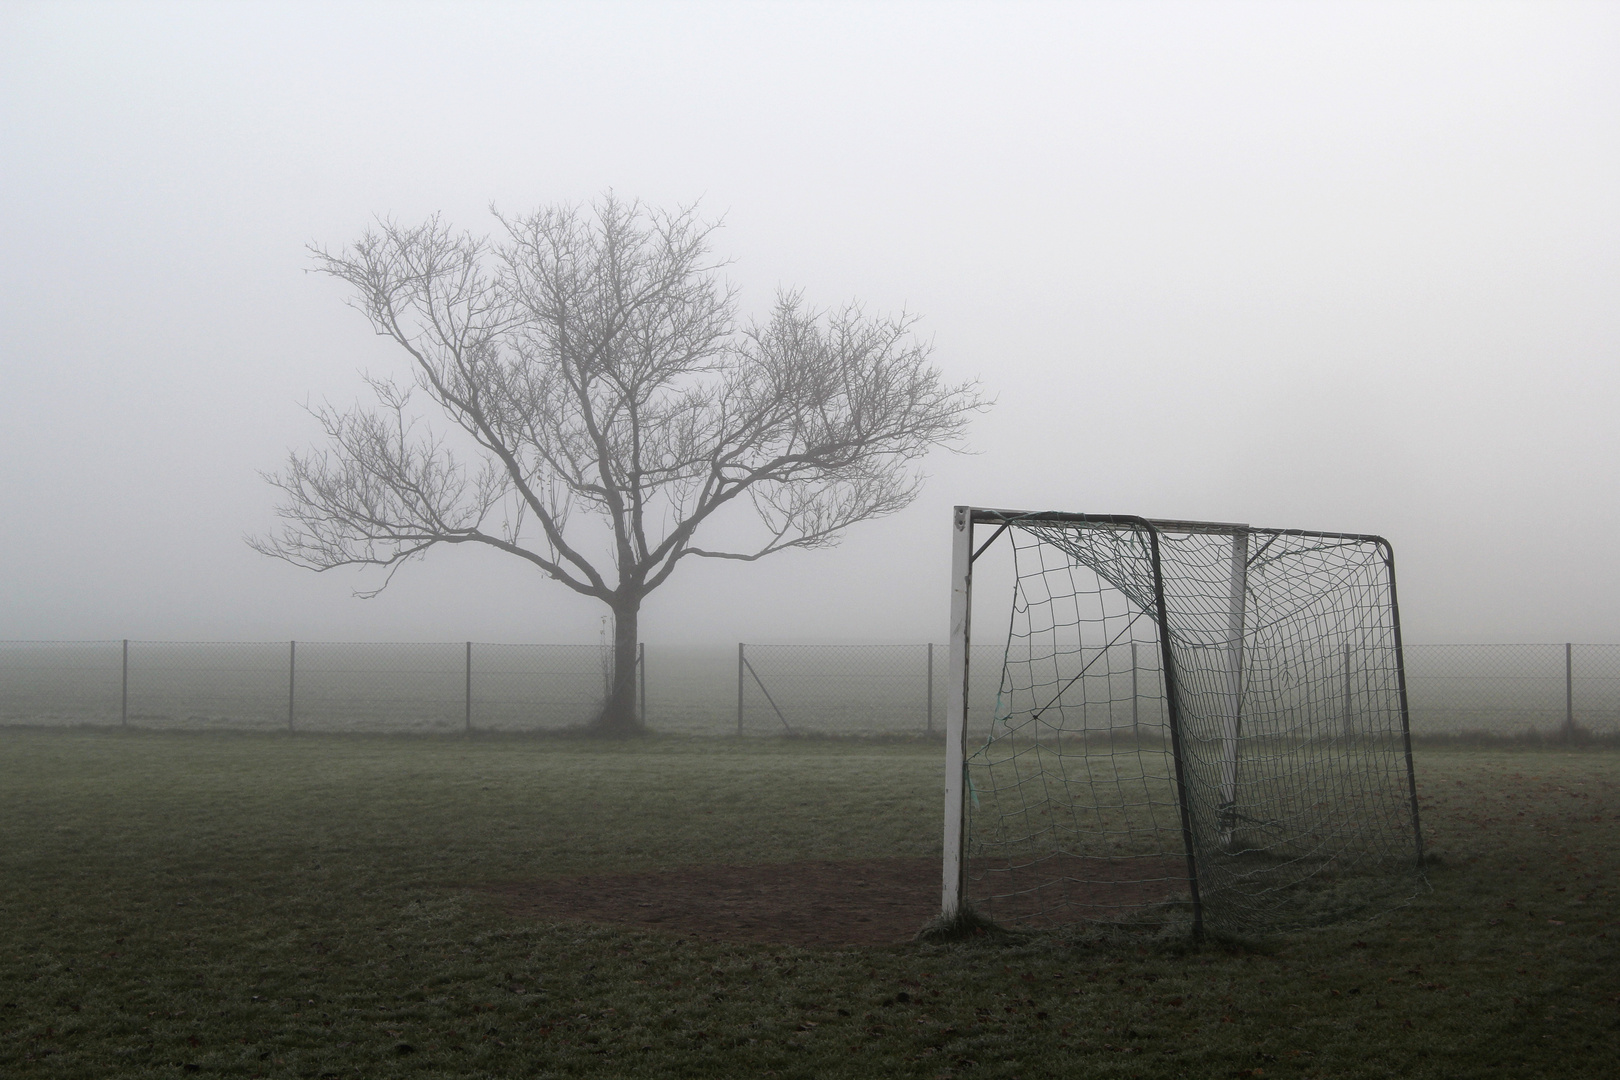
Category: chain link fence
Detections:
[
  {"x1": 738, "y1": 642, "x2": 1620, "y2": 739},
  {"x1": 736, "y1": 643, "x2": 944, "y2": 737},
  {"x1": 2, "y1": 640, "x2": 1616, "y2": 738},
  {"x1": 0, "y1": 641, "x2": 634, "y2": 733},
  {"x1": 1403, "y1": 644, "x2": 1620, "y2": 737}
]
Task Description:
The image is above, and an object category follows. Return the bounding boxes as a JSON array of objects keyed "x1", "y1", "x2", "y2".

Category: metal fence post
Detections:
[
  {"x1": 465, "y1": 641, "x2": 473, "y2": 733},
  {"x1": 1565, "y1": 642, "x2": 1574, "y2": 737},
  {"x1": 288, "y1": 640, "x2": 296, "y2": 732},
  {"x1": 926, "y1": 642, "x2": 934, "y2": 736},
  {"x1": 736, "y1": 643, "x2": 745, "y2": 736},
  {"x1": 121, "y1": 639, "x2": 129, "y2": 727},
  {"x1": 638, "y1": 641, "x2": 646, "y2": 727}
]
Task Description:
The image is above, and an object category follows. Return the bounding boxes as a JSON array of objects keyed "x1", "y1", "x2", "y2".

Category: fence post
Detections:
[
  {"x1": 288, "y1": 640, "x2": 296, "y2": 732},
  {"x1": 1131, "y1": 640, "x2": 1139, "y2": 738},
  {"x1": 926, "y1": 642, "x2": 934, "y2": 736},
  {"x1": 121, "y1": 639, "x2": 129, "y2": 727},
  {"x1": 465, "y1": 641, "x2": 473, "y2": 733},
  {"x1": 1565, "y1": 642, "x2": 1574, "y2": 737},
  {"x1": 737, "y1": 643, "x2": 745, "y2": 736},
  {"x1": 638, "y1": 641, "x2": 646, "y2": 727},
  {"x1": 1342, "y1": 642, "x2": 1353, "y2": 738}
]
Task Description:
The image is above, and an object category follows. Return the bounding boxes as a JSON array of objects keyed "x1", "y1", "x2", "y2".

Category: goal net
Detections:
[{"x1": 941, "y1": 508, "x2": 1424, "y2": 938}]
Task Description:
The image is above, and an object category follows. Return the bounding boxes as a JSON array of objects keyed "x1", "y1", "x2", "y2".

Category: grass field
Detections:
[{"x1": 1, "y1": 730, "x2": 1616, "y2": 1078}]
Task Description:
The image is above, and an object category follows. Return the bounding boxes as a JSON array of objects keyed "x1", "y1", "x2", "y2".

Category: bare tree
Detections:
[{"x1": 254, "y1": 195, "x2": 984, "y2": 734}]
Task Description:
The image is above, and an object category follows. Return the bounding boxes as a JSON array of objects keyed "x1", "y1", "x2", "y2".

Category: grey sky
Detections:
[{"x1": 2, "y1": 0, "x2": 1616, "y2": 646}]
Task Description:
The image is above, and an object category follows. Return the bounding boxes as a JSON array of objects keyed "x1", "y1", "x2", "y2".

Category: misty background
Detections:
[{"x1": 2, "y1": 0, "x2": 1617, "y2": 648}]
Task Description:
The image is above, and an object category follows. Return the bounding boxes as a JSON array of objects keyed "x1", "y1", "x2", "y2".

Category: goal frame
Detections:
[{"x1": 940, "y1": 506, "x2": 1424, "y2": 938}]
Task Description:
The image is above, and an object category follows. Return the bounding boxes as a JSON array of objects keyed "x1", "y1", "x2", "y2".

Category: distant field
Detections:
[{"x1": 1, "y1": 729, "x2": 1616, "y2": 1078}]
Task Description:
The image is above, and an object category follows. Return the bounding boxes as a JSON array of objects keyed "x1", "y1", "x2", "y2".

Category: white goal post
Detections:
[{"x1": 941, "y1": 506, "x2": 1424, "y2": 938}]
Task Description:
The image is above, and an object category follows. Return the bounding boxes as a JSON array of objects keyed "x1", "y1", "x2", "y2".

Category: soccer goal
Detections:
[{"x1": 940, "y1": 507, "x2": 1424, "y2": 938}]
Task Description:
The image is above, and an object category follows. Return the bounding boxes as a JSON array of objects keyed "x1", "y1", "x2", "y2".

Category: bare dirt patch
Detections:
[
  {"x1": 486, "y1": 858, "x2": 938, "y2": 947},
  {"x1": 484, "y1": 855, "x2": 1181, "y2": 947}
]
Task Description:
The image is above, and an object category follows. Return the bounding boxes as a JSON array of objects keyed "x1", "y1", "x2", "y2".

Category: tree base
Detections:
[{"x1": 586, "y1": 706, "x2": 646, "y2": 738}]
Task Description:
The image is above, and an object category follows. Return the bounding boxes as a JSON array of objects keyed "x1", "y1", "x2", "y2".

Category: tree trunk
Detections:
[{"x1": 590, "y1": 599, "x2": 643, "y2": 736}]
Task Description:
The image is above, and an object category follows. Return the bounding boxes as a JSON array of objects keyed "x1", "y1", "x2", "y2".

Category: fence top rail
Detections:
[
  {"x1": 1405, "y1": 643, "x2": 1620, "y2": 649},
  {"x1": 3, "y1": 639, "x2": 1619, "y2": 649},
  {"x1": 0, "y1": 640, "x2": 126, "y2": 646},
  {"x1": 740, "y1": 642, "x2": 939, "y2": 650},
  {"x1": 0, "y1": 640, "x2": 615, "y2": 648}
]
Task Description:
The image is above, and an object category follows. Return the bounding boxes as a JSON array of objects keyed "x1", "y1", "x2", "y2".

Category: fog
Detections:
[{"x1": 2, "y1": 1, "x2": 1617, "y2": 648}]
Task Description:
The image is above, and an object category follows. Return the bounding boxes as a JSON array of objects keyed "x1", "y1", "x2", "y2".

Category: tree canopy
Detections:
[{"x1": 255, "y1": 195, "x2": 985, "y2": 733}]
